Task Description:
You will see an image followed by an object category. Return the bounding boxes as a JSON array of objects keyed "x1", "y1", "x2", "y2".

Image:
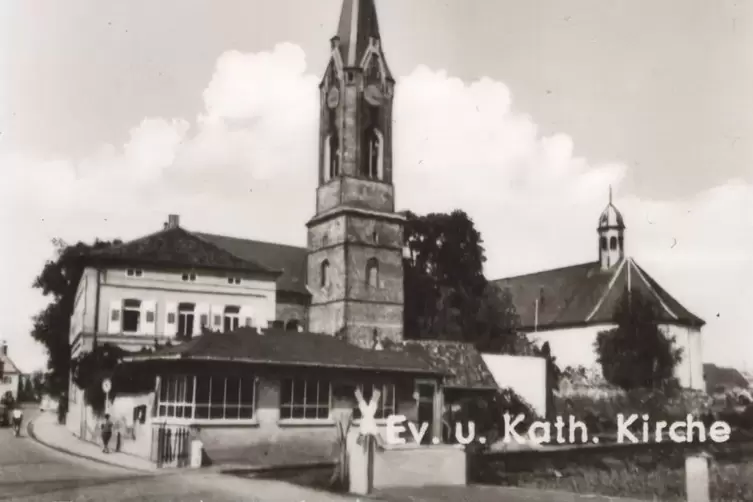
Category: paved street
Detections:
[
  {"x1": 0, "y1": 412, "x2": 357, "y2": 501},
  {"x1": 2, "y1": 410, "x2": 649, "y2": 501}
]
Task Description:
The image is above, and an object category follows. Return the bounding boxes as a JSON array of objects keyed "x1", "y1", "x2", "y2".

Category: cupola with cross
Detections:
[
  {"x1": 306, "y1": 0, "x2": 405, "y2": 349},
  {"x1": 597, "y1": 187, "x2": 626, "y2": 270}
]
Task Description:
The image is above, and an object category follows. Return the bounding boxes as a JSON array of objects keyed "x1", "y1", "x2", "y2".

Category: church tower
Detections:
[
  {"x1": 597, "y1": 187, "x2": 626, "y2": 270},
  {"x1": 306, "y1": 0, "x2": 405, "y2": 348}
]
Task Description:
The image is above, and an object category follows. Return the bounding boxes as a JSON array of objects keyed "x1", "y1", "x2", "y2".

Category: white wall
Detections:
[
  {"x1": 481, "y1": 354, "x2": 547, "y2": 417},
  {"x1": 527, "y1": 323, "x2": 705, "y2": 391},
  {"x1": 663, "y1": 325, "x2": 704, "y2": 391},
  {"x1": 70, "y1": 265, "x2": 278, "y2": 356},
  {"x1": 0, "y1": 373, "x2": 19, "y2": 401},
  {"x1": 527, "y1": 325, "x2": 610, "y2": 371}
]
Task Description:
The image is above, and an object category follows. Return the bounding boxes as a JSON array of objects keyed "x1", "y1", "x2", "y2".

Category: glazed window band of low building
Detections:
[
  {"x1": 279, "y1": 378, "x2": 332, "y2": 420},
  {"x1": 156, "y1": 375, "x2": 256, "y2": 421},
  {"x1": 152, "y1": 375, "x2": 402, "y2": 424},
  {"x1": 352, "y1": 383, "x2": 396, "y2": 420}
]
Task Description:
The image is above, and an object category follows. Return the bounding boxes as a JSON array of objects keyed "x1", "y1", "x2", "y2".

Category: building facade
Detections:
[
  {"x1": 493, "y1": 192, "x2": 706, "y2": 391},
  {"x1": 0, "y1": 342, "x2": 22, "y2": 401}
]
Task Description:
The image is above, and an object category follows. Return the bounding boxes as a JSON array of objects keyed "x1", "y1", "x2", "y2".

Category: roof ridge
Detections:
[
  {"x1": 492, "y1": 261, "x2": 599, "y2": 282},
  {"x1": 89, "y1": 227, "x2": 169, "y2": 256},
  {"x1": 190, "y1": 232, "x2": 279, "y2": 274},
  {"x1": 584, "y1": 257, "x2": 628, "y2": 322},
  {"x1": 0, "y1": 354, "x2": 22, "y2": 374},
  {"x1": 628, "y1": 258, "x2": 679, "y2": 321},
  {"x1": 195, "y1": 232, "x2": 307, "y2": 252}
]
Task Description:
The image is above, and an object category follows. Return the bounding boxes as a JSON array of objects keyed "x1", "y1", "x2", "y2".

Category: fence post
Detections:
[{"x1": 685, "y1": 451, "x2": 711, "y2": 502}]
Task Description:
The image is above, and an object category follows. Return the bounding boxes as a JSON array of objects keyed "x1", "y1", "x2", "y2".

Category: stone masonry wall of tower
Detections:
[{"x1": 306, "y1": 0, "x2": 405, "y2": 349}]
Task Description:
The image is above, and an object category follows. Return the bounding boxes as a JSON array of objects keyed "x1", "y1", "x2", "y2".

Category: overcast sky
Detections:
[{"x1": 1, "y1": 0, "x2": 751, "y2": 373}]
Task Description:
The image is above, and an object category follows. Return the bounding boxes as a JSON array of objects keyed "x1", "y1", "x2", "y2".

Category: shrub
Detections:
[
  {"x1": 595, "y1": 290, "x2": 683, "y2": 391},
  {"x1": 444, "y1": 388, "x2": 538, "y2": 449},
  {"x1": 555, "y1": 387, "x2": 710, "y2": 437}
]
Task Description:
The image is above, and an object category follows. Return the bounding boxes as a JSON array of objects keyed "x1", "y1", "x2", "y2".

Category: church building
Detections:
[
  {"x1": 492, "y1": 191, "x2": 706, "y2": 391},
  {"x1": 66, "y1": 0, "x2": 496, "y2": 467}
]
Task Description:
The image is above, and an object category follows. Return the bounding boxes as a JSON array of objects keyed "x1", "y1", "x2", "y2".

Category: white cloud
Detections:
[{"x1": 1, "y1": 43, "x2": 751, "y2": 372}]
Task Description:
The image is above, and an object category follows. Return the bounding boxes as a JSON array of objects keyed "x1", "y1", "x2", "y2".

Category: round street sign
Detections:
[{"x1": 102, "y1": 378, "x2": 112, "y2": 393}]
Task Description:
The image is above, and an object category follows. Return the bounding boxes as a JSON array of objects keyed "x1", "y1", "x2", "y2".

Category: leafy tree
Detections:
[
  {"x1": 16, "y1": 376, "x2": 37, "y2": 402},
  {"x1": 403, "y1": 210, "x2": 525, "y2": 353},
  {"x1": 474, "y1": 284, "x2": 527, "y2": 353},
  {"x1": 595, "y1": 289, "x2": 683, "y2": 391},
  {"x1": 70, "y1": 343, "x2": 128, "y2": 415},
  {"x1": 403, "y1": 210, "x2": 487, "y2": 341},
  {"x1": 30, "y1": 238, "x2": 120, "y2": 401},
  {"x1": 30, "y1": 371, "x2": 45, "y2": 399}
]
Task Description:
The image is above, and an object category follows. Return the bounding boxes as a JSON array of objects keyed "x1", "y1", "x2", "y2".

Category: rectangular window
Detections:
[
  {"x1": 122, "y1": 299, "x2": 141, "y2": 333},
  {"x1": 156, "y1": 375, "x2": 255, "y2": 421},
  {"x1": 1, "y1": 376, "x2": 12, "y2": 384},
  {"x1": 353, "y1": 383, "x2": 396, "y2": 420},
  {"x1": 126, "y1": 269, "x2": 143, "y2": 277},
  {"x1": 223, "y1": 306, "x2": 240, "y2": 332},
  {"x1": 280, "y1": 378, "x2": 331, "y2": 420},
  {"x1": 177, "y1": 303, "x2": 195, "y2": 338}
]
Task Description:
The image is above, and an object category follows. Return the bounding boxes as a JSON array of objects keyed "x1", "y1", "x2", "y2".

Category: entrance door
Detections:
[{"x1": 414, "y1": 380, "x2": 436, "y2": 445}]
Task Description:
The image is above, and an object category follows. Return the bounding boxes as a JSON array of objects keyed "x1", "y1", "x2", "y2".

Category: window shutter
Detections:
[
  {"x1": 211, "y1": 305, "x2": 224, "y2": 331},
  {"x1": 195, "y1": 303, "x2": 210, "y2": 334},
  {"x1": 142, "y1": 300, "x2": 157, "y2": 335},
  {"x1": 107, "y1": 300, "x2": 122, "y2": 334},
  {"x1": 164, "y1": 302, "x2": 178, "y2": 337}
]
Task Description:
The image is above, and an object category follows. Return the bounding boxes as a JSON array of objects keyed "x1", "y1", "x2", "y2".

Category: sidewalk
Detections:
[{"x1": 29, "y1": 411, "x2": 157, "y2": 473}]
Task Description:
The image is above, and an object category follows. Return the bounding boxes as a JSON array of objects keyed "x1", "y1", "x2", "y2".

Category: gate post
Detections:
[{"x1": 685, "y1": 451, "x2": 711, "y2": 502}]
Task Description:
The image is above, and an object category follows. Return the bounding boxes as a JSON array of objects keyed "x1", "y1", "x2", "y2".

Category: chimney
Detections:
[
  {"x1": 166, "y1": 214, "x2": 180, "y2": 229},
  {"x1": 1, "y1": 341, "x2": 7, "y2": 356}
]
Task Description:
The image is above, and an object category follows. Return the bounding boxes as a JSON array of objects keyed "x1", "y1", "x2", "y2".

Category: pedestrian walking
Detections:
[{"x1": 101, "y1": 413, "x2": 113, "y2": 453}]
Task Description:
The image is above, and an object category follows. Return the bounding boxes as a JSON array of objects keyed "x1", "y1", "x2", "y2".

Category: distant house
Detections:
[
  {"x1": 0, "y1": 342, "x2": 22, "y2": 401},
  {"x1": 493, "y1": 191, "x2": 706, "y2": 391},
  {"x1": 704, "y1": 364, "x2": 749, "y2": 394}
]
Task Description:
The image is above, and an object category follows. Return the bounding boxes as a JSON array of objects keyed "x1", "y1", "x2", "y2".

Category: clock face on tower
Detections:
[
  {"x1": 327, "y1": 87, "x2": 339, "y2": 109},
  {"x1": 364, "y1": 84, "x2": 383, "y2": 107}
]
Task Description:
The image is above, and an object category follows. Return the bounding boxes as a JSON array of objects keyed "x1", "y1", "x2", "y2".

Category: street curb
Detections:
[
  {"x1": 27, "y1": 417, "x2": 156, "y2": 475},
  {"x1": 220, "y1": 460, "x2": 336, "y2": 476}
]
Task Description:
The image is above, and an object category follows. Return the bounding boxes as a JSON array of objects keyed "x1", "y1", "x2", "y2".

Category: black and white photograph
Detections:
[{"x1": 1, "y1": 0, "x2": 751, "y2": 500}]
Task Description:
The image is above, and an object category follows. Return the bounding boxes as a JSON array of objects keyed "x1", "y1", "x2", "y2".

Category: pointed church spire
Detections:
[
  {"x1": 608, "y1": 185, "x2": 613, "y2": 205},
  {"x1": 335, "y1": 0, "x2": 390, "y2": 75}
]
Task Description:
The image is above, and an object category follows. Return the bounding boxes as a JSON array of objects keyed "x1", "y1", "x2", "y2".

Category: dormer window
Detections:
[
  {"x1": 126, "y1": 269, "x2": 143, "y2": 278},
  {"x1": 182, "y1": 272, "x2": 197, "y2": 282}
]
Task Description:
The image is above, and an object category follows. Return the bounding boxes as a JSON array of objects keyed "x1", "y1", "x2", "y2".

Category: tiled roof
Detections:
[
  {"x1": 704, "y1": 364, "x2": 749, "y2": 392},
  {"x1": 195, "y1": 233, "x2": 309, "y2": 296},
  {"x1": 492, "y1": 257, "x2": 704, "y2": 331},
  {"x1": 0, "y1": 353, "x2": 21, "y2": 375},
  {"x1": 87, "y1": 226, "x2": 277, "y2": 276},
  {"x1": 389, "y1": 340, "x2": 498, "y2": 389},
  {"x1": 125, "y1": 328, "x2": 441, "y2": 375}
]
